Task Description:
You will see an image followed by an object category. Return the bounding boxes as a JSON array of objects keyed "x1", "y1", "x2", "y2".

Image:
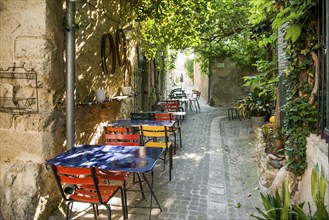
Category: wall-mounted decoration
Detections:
[
  {"x1": 0, "y1": 63, "x2": 39, "y2": 114},
  {"x1": 101, "y1": 33, "x2": 116, "y2": 75},
  {"x1": 100, "y1": 29, "x2": 127, "y2": 75},
  {"x1": 115, "y1": 29, "x2": 127, "y2": 67}
]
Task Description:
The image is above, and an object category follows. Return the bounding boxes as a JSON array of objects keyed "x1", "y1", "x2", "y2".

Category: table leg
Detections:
[{"x1": 142, "y1": 171, "x2": 162, "y2": 220}]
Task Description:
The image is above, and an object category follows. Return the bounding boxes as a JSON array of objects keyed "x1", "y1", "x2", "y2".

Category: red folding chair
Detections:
[
  {"x1": 50, "y1": 165, "x2": 126, "y2": 220},
  {"x1": 103, "y1": 128, "x2": 145, "y2": 209}
]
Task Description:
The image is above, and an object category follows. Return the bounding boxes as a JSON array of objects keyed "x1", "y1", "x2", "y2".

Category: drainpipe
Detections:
[
  {"x1": 326, "y1": 1, "x2": 329, "y2": 144},
  {"x1": 66, "y1": 0, "x2": 76, "y2": 149}
]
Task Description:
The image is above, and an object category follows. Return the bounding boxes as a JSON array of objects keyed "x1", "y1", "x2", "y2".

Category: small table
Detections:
[
  {"x1": 46, "y1": 145, "x2": 164, "y2": 219},
  {"x1": 144, "y1": 111, "x2": 186, "y2": 117},
  {"x1": 108, "y1": 120, "x2": 182, "y2": 149},
  {"x1": 108, "y1": 119, "x2": 176, "y2": 127}
]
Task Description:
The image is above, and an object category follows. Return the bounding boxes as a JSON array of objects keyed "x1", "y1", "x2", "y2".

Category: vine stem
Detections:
[{"x1": 309, "y1": 51, "x2": 319, "y2": 105}]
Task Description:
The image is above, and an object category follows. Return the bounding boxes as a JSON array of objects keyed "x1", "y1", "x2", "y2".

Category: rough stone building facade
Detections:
[
  {"x1": 0, "y1": 1, "x2": 144, "y2": 219},
  {"x1": 194, "y1": 57, "x2": 252, "y2": 107}
]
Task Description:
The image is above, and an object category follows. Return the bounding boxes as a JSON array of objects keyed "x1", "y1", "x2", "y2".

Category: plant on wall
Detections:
[
  {"x1": 272, "y1": 0, "x2": 319, "y2": 176},
  {"x1": 247, "y1": 0, "x2": 320, "y2": 176}
]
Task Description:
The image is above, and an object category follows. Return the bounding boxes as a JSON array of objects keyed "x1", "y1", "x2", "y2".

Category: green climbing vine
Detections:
[
  {"x1": 248, "y1": 0, "x2": 320, "y2": 175},
  {"x1": 272, "y1": 0, "x2": 319, "y2": 175}
]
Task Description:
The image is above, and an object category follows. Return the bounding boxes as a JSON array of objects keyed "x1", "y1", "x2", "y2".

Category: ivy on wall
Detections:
[{"x1": 272, "y1": 0, "x2": 319, "y2": 175}]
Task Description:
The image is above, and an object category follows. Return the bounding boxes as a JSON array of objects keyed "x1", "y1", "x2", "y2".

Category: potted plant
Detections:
[
  {"x1": 235, "y1": 65, "x2": 277, "y2": 127},
  {"x1": 235, "y1": 91, "x2": 270, "y2": 127},
  {"x1": 95, "y1": 88, "x2": 106, "y2": 102}
]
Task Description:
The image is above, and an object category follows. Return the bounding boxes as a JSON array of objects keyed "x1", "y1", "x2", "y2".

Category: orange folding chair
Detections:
[
  {"x1": 164, "y1": 100, "x2": 181, "y2": 112},
  {"x1": 50, "y1": 165, "x2": 126, "y2": 220},
  {"x1": 105, "y1": 133, "x2": 140, "y2": 146},
  {"x1": 104, "y1": 126, "x2": 131, "y2": 134}
]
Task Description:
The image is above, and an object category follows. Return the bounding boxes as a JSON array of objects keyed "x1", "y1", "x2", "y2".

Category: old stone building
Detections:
[{"x1": 193, "y1": 57, "x2": 253, "y2": 107}]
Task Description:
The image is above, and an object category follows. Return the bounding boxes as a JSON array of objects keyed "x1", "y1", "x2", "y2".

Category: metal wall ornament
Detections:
[
  {"x1": 100, "y1": 29, "x2": 132, "y2": 97},
  {"x1": 115, "y1": 28, "x2": 127, "y2": 67},
  {"x1": 100, "y1": 29, "x2": 127, "y2": 75},
  {"x1": 101, "y1": 33, "x2": 116, "y2": 75},
  {"x1": 0, "y1": 63, "x2": 39, "y2": 114}
]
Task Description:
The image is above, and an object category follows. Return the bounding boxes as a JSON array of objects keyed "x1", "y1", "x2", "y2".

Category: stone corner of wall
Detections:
[{"x1": 306, "y1": 133, "x2": 328, "y2": 181}]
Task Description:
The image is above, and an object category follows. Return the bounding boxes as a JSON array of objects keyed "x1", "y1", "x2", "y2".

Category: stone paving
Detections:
[{"x1": 48, "y1": 100, "x2": 263, "y2": 220}]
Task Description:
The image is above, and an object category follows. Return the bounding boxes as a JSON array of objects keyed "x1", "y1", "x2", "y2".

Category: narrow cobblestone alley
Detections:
[{"x1": 49, "y1": 100, "x2": 263, "y2": 220}]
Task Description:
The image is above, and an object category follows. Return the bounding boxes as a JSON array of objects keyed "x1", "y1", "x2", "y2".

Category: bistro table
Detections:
[
  {"x1": 147, "y1": 110, "x2": 186, "y2": 122},
  {"x1": 144, "y1": 111, "x2": 186, "y2": 118},
  {"x1": 46, "y1": 145, "x2": 164, "y2": 219},
  {"x1": 108, "y1": 119, "x2": 182, "y2": 150},
  {"x1": 108, "y1": 119, "x2": 176, "y2": 127}
]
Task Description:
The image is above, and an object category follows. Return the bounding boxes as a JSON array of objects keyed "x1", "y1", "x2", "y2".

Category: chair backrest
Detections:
[
  {"x1": 192, "y1": 90, "x2": 201, "y2": 100},
  {"x1": 164, "y1": 100, "x2": 180, "y2": 112},
  {"x1": 130, "y1": 112, "x2": 154, "y2": 120},
  {"x1": 172, "y1": 91, "x2": 187, "y2": 99},
  {"x1": 104, "y1": 126, "x2": 131, "y2": 134},
  {"x1": 105, "y1": 133, "x2": 140, "y2": 146},
  {"x1": 163, "y1": 103, "x2": 179, "y2": 112},
  {"x1": 154, "y1": 113, "x2": 175, "y2": 121},
  {"x1": 165, "y1": 99, "x2": 179, "y2": 105},
  {"x1": 139, "y1": 125, "x2": 170, "y2": 148},
  {"x1": 50, "y1": 165, "x2": 106, "y2": 204}
]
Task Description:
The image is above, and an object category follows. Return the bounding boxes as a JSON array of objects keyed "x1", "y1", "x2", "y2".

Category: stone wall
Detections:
[
  {"x1": 193, "y1": 60, "x2": 209, "y2": 102},
  {"x1": 194, "y1": 57, "x2": 253, "y2": 107},
  {"x1": 74, "y1": 0, "x2": 138, "y2": 102},
  {"x1": 210, "y1": 58, "x2": 253, "y2": 107},
  {"x1": 256, "y1": 129, "x2": 329, "y2": 213},
  {"x1": 0, "y1": 0, "x2": 139, "y2": 219},
  {"x1": 297, "y1": 135, "x2": 329, "y2": 212},
  {"x1": 0, "y1": 1, "x2": 66, "y2": 219}
]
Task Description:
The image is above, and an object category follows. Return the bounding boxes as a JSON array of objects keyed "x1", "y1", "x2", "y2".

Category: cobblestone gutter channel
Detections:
[{"x1": 208, "y1": 116, "x2": 262, "y2": 220}]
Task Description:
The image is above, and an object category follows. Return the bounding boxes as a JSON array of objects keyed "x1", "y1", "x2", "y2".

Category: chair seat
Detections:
[
  {"x1": 100, "y1": 171, "x2": 130, "y2": 181},
  {"x1": 50, "y1": 165, "x2": 126, "y2": 219},
  {"x1": 70, "y1": 184, "x2": 119, "y2": 203},
  {"x1": 145, "y1": 141, "x2": 173, "y2": 148}
]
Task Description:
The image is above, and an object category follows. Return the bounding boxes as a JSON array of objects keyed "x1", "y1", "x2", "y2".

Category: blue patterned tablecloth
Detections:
[{"x1": 46, "y1": 145, "x2": 164, "y2": 173}]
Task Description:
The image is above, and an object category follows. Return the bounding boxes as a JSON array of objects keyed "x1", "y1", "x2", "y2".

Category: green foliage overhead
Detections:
[
  {"x1": 133, "y1": 0, "x2": 265, "y2": 70},
  {"x1": 132, "y1": 0, "x2": 321, "y2": 176}
]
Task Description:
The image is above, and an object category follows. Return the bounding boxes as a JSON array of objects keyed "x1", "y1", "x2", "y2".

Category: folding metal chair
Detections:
[{"x1": 50, "y1": 165, "x2": 126, "y2": 220}]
